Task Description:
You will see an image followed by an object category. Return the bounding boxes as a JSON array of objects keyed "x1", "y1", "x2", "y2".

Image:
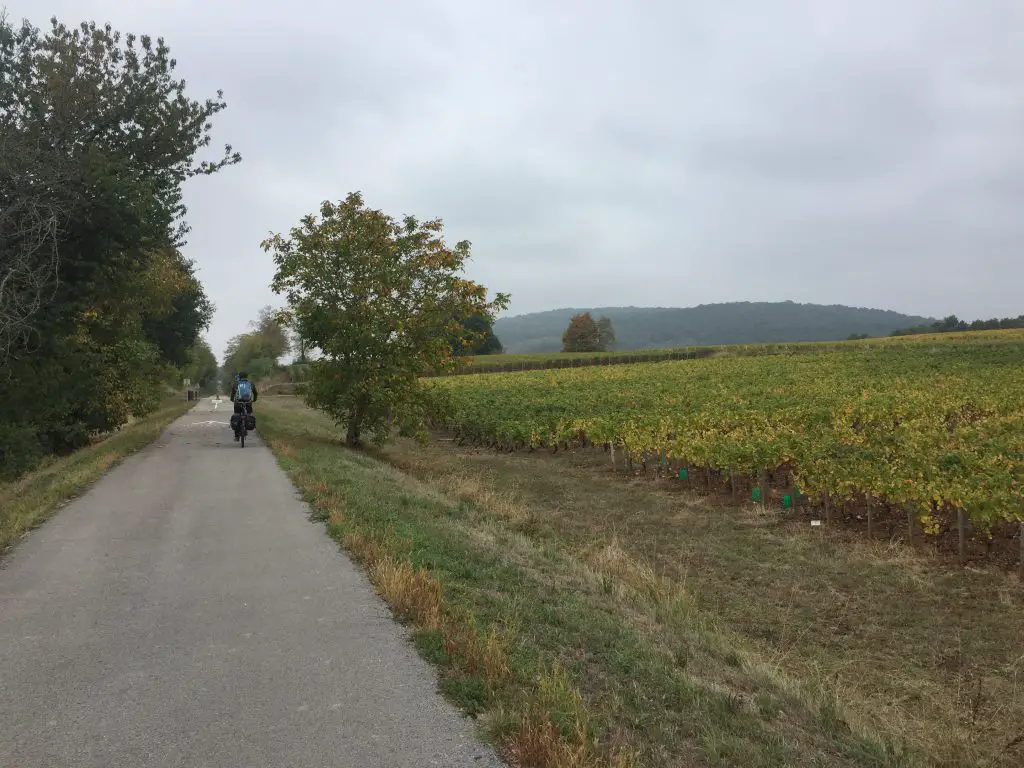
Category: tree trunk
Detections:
[{"x1": 346, "y1": 408, "x2": 363, "y2": 447}]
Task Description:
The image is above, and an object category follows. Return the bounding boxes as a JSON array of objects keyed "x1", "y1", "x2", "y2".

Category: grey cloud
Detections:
[
  {"x1": 7, "y1": 0, "x2": 1024, "y2": 357},
  {"x1": 689, "y1": 68, "x2": 943, "y2": 184}
]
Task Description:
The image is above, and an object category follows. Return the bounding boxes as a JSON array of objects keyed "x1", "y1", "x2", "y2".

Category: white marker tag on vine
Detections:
[{"x1": 811, "y1": 520, "x2": 822, "y2": 527}]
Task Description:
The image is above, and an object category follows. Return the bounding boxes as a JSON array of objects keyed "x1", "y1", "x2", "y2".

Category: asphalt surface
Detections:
[{"x1": 0, "y1": 399, "x2": 505, "y2": 768}]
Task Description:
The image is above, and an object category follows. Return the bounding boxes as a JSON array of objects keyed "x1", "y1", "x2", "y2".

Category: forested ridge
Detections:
[{"x1": 493, "y1": 301, "x2": 935, "y2": 353}]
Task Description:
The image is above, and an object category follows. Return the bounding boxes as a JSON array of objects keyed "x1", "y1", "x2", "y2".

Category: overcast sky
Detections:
[{"x1": 9, "y1": 0, "x2": 1024, "y2": 360}]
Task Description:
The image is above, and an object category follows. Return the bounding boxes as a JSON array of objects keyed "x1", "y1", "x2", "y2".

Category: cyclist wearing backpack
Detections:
[{"x1": 229, "y1": 371, "x2": 258, "y2": 440}]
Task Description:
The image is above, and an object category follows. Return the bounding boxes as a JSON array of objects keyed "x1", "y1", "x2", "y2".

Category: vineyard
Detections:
[
  {"x1": 427, "y1": 330, "x2": 1024, "y2": 555},
  {"x1": 441, "y1": 336, "x2": 895, "y2": 375}
]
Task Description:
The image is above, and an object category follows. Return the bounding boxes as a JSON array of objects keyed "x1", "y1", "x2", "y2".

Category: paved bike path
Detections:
[{"x1": 0, "y1": 399, "x2": 504, "y2": 767}]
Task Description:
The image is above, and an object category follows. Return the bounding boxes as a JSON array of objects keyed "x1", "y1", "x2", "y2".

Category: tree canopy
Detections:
[
  {"x1": 0, "y1": 13, "x2": 238, "y2": 477},
  {"x1": 263, "y1": 192, "x2": 508, "y2": 447},
  {"x1": 220, "y1": 305, "x2": 291, "y2": 386},
  {"x1": 452, "y1": 312, "x2": 503, "y2": 356},
  {"x1": 562, "y1": 312, "x2": 613, "y2": 353}
]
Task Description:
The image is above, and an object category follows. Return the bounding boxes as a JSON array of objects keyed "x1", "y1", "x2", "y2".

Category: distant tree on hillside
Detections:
[{"x1": 562, "y1": 312, "x2": 602, "y2": 352}]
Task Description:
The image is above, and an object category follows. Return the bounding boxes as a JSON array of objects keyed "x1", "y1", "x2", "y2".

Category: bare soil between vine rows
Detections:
[{"x1": 449, "y1": 435, "x2": 1023, "y2": 573}]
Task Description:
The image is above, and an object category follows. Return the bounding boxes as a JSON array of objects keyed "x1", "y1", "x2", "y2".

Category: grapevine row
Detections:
[{"x1": 427, "y1": 331, "x2": 1024, "y2": 535}]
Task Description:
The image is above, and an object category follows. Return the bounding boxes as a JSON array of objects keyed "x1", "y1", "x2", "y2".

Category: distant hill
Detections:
[{"x1": 492, "y1": 301, "x2": 935, "y2": 354}]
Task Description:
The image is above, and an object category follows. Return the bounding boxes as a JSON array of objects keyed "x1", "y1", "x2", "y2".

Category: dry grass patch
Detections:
[
  {"x1": 384, "y1": 451, "x2": 538, "y2": 532},
  {"x1": 345, "y1": 531, "x2": 513, "y2": 689},
  {"x1": 506, "y1": 663, "x2": 639, "y2": 768},
  {"x1": 341, "y1": 531, "x2": 380, "y2": 566},
  {"x1": 435, "y1": 471, "x2": 533, "y2": 526},
  {"x1": 442, "y1": 614, "x2": 512, "y2": 686},
  {"x1": 371, "y1": 556, "x2": 442, "y2": 630}
]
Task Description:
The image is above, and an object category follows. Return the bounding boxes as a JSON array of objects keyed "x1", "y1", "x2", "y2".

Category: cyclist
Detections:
[{"x1": 229, "y1": 371, "x2": 258, "y2": 440}]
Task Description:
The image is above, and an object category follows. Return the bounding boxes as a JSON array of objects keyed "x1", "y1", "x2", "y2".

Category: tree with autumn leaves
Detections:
[
  {"x1": 562, "y1": 312, "x2": 615, "y2": 353},
  {"x1": 0, "y1": 14, "x2": 238, "y2": 476},
  {"x1": 263, "y1": 192, "x2": 509, "y2": 447}
]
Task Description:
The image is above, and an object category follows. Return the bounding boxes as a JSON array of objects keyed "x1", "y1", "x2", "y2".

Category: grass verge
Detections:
[
  {"x1": 0, "y1": 397, "x2": 195, "y2": 555},
  {"x1": 386, "y1": 424, "x2": 1024, "y2": 767},
  {"x1": 259, "y1": 396, "x2": 943, "y2": 767}
]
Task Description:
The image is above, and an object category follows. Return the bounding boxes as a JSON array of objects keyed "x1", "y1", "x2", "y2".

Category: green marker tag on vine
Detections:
[
  {"x1": 752, "y1": 488, "x2": 761, "y2": 502},
  {"x1": 678, "y1": 468, "x2": 687, "y2": 481},
  {"x1": 783, "y1": 495, "x2": 793, "y2": 509}
]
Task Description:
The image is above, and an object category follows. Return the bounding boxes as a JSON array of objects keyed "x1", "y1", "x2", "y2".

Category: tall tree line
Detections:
[
  {"x1": 220, "y1": 306, "x2": 292, "y2": 387},
  {"x1": 891, "y1": 314, "x2": 1024, "y2": 336},
  {"x1": 0, "y1": 14, "x2": 239, "y2": 477}
]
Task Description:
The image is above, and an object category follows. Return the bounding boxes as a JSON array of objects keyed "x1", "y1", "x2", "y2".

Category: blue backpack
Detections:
[{"x1": 236, "y1": 379, "x2": 253, "y2": 402}]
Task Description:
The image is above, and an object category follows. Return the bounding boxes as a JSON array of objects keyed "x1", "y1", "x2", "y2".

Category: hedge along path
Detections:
[{"x1": 427, "y1": 330, "x2": 1024, "y2": 563}]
